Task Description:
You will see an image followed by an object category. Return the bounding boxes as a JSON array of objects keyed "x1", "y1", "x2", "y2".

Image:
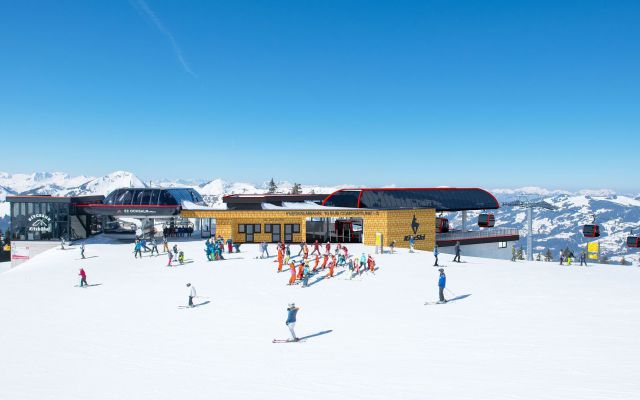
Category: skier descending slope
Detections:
[
  {"x1": 186, "y1": 283, "x2": 196, "y2": 307},
  {"x1": 438, "y1": 268, "x2": 447, "y2": 303},
  {"x1": 80, "y1": 244, "x2": 86, "y2": 259},
  {"x1": 78, "y1": 268, "x2": 87, "y2": 287}
]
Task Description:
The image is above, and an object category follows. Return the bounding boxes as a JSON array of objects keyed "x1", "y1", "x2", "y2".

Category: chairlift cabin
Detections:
[
  {"x1": 436, "y1": 217, "x2": 450, "y2": 233},
  {"x1": 582, "y1": 224, "x2": 600, "y2": 238},
  {"x1": 478, "y1": 213, "x2": 495, "y2": 228},
  {"x1": 627, "y1": 235, "x2": 640, "y2": 248}
]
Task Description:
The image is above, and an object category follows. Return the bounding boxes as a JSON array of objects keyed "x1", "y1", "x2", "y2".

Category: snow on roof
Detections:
[
  {"x1": 261, "y1": 201, "x2": 357, "y2": 210},
  {"x1": 181, "y1": 201, "x2": 228, "y2": 210}
]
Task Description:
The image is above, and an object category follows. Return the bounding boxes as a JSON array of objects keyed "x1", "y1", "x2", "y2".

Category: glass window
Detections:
[
  {"x1": 265, "y1": 224, "x2": 271, "y2": 233},
  {"x1": 150, "y1": 190, "x2": 160, "y2": 205},
  {"x1": 293, "y1": 224, "x2": 300, "y2": 233},
  {"x1": 140, "y1": 190, "x2": 152, "y2": 205},
  {"x1": 238, "y1": 225, "x2": 245, "y2": 233},
  {"x1": 254, "y1": 224, "x2": 261, "y2": 233}
]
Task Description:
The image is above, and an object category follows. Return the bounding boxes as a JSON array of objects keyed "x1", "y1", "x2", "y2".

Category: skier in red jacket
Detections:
[{"x1": 78, "y1": 268, "x2": 87, "y2": 287}]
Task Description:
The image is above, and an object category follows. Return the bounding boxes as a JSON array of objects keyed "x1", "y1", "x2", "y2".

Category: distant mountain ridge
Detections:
[{"x1": 0, "y1": 171, "x2": 638, "y2": 262}]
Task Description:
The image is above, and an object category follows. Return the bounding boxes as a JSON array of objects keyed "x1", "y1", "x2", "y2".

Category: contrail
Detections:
[{"x1": 132, "y1": 0, "x2": 196, "y2": 77}]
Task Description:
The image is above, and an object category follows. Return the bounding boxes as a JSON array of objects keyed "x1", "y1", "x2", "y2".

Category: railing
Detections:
[{"x1": 437, "y1": 228, "x2": 520, "y2": 242}]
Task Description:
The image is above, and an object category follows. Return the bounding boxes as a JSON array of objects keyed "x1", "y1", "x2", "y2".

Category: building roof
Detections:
[
  {"x1": 322, "y1": 188, "x2": 500, "y2": 211},
  {"x1": 223, "y1": 193, "x2": 328, "y2": 204},
  {"x1": 6, "y1": 195, "x2": 104, "y2": 204}
]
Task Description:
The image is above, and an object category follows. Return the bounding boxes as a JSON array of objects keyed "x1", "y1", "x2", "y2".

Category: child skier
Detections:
[
  {"x1": 173, "y1": 244, "x2": 179, "y2": 256},
  {"x1": 359, "y1": 253, "x2": 366, "y2": 271},
  {"x1": 302, "y1": 263, "x2": 311, "y2": 288},
  {"x1": 134, "y1": 241, "x2": 142, "y2": 259},
  {"x1": 346, "y1": 259, "x2": 354, "y2": 280},
  {"x1": 297, "y1": 262, "x2": 304, "y2": 280},
  {"x1": 80, "y1": 244, "x2": 86, "y2": 259},
  {"x1": 286, "y1": 303, "x2": 299, "y2": 341},
  {"x1": 78, "y1": 268, "x2": 87, "y2": 287},
  {"x1": 367, "y1": 254, "x2": 376, "y2": 273},
  {"x1": 312, "y1": 254, "x2": 319, "y2": 272},
  {"x1": 326, "y1": 256, "x2": 335, "y2": 278},
  {"x1": 277, "y1": 249, "x2": 284, "y2": 272},
  {"x1": 178, "y1": 251, "x2": 185, "y2": 265},
  {"x1": 167, "y1": 250, "x2": 174, "y2": 267},
  {"x1": 409, "y1": 236, "x2": 415, "y2": 253},
  {"x1": 288, "y1": 262, "x2": 297, "y2": 285},
  {"x1": 163, "y1": 237, "x2": 169, "y2": 253},
  {"x1": 325, "y1": 241, "x2": 331, "y2": 255},
  {"x1": 150, "y1": 238, "x2": 159, "y2": 256},
  {"x1": 433, "y1": 244, "x2": 439, "y2": 267},
  {"x1": 321, "y1": 254, "x2": 328, "y2": 270},
  {"x1": 186, "y1": 283, "x2": 196, "y2": 307},
  {"x1": 227, "y1": 238, "x2": 233, "y2": 254},
  {"x1": 453, "y1": 241, "x2": 461, "y2": 263},
  {"x1": 312, "y1": 240, "x2": 320, "y2": 256}
]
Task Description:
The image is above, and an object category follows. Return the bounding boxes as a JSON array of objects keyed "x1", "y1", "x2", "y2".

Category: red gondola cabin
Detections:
[
  {"x1": 583, "y1": 224, "x2": 600, "y2": 238},
  {"x1": 478, "y1": 213, "x2": 495, "y2": 228},
  {"x1": 627, "y1": 236, "x2": 640, "y2": 248},
  {"x1": 436, "y1": 217, "x2": 450, "y2": 233}
]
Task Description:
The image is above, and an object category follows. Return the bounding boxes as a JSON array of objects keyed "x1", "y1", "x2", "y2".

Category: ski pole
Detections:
[{"x1": 445, "y1": 288, "x2": 457, "y2": 297}]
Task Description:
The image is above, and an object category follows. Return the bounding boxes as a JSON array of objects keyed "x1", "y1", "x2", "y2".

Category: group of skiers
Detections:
[
  {"x1": 559, "y1": 250, "x2": 588, "y2": 266},
  {"x1": 204, "y1": 237, "x2": 227, "y2": 261}
]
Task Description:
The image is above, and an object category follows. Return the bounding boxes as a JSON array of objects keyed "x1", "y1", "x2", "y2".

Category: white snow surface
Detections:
[{"x1": 0, "y1": 239, "x2": 638, "y2": 399}]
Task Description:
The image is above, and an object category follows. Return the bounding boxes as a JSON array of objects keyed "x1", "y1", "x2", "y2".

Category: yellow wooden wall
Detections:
[{"x1": 181, "y1": 208, "x2": 435, "y2": 251}]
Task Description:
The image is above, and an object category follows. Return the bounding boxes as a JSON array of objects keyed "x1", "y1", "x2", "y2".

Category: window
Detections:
[
  {"x1": 292, "y1": 224, "x2": 300, "y2": 233},
  {"x1": 265, "y1": 224, "x2": 271, "y2": 233},
  {"x1": 498, "y1": 242, "x2": 507, "y2": 248},
  {"x1": 238, "y1": 225, "x2": 245, "y2": 233},
  {"x1": 254, "y1": 224, "x2": 261, "y2": 233}
]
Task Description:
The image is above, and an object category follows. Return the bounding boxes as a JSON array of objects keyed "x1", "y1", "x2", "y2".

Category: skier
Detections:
[
  {"x1": 346, "y1": 258, "x2": 354, "y2": 280},
  {"x1": 580, "y1": 251, "x2": 587, "y2": 266},
  {"x1": 438, "y1": 268, "x2": 447, "y2": 303},
  {"x1": 302, "y1": 243, "x2": 309, "y2": 260},
  {"x1": 277, "y1": 249, "x2": 284, "y2": 272},
  {"x1": 312, "y1": 240, "x2": 320, "y2": 256},
  {"x1": 285, "y1": 303, "x2": 299, "y2": 341},
  {"x1": 186, "y1": 283, "x2": 196, "y2": 307},
  {"x1": 389, "y1": 240, "x2": 396, "y2": 254},
  {"x1": 312, "y1": 254, "x2": 319, "y2": 272},
  {"x1": 178, "y1": 251, "x2": 185, "y2": 265},
  {"x1": 325, "y1": 241, "x2": 331, "y2": 255},
  {"x1": 433, "y1": 244, "x2": 439, "y2": 267},
  {"x1": 227, "y1": 238, "x2": 233, "y2": 254},
  {"x1": 80, "y1": 244, "x2": 86, "y2": 259},
  {"x1": 261, "y1": 242, "x2": 269, "y2": 259},
  {"x1": 359, "y1": 253, "x2": 366, "y2": 272},
  {"x1": 172, "y1": 244, "x2": 179, "y2": 256},
  {"x1": 559, "y1": 250, "x2": 564, "y2": 265},
  {"x1": 297, "y1": 261, "x2": 304, "y2": 280},
  {"x1": 288, "y1": 262, "x2": 297, "y2": 285},
  {"x1": 367, "y1": 254, "x2": 376, "y2": 273},
  {"x1": 163, "y1": 236, "x2": 169, "y2": 253},
  {"x1": 167, "y1": 250, "x2": 174, "y2": 267},
  {"x1": 321, "y1": 254, "x2": 328, "y2": 269},
  {"x1": 60, "y1": 237, "x2": 65, "y2": 250},
  {"x1": 150, "y1": 238, "x2": 159, "y2": 256},
  {"x1": 409, "y1": 236, "x2": 415, "y2": 253},
  {"x1": 302, "y1": 262, "x2": 311, "y2": 288},
  {"x1": 453, "y1": 241, "x2": 461, "y2": 263},
  {"x1": 141, "y1": 238, "x2": 150, "y2": 252},
  {"x1": 285, "y1": 245, "x2": 291, "y2": 258},
  {"x1": 326, "y1": 256, "x2": 335, "y2": 278},
  {"x1": 78, "y1": 268, "x2": 87, "y2": 287},
  {"x1": 511, "y1": 245, "x2": 517, "y2": 262},
  {"x1": 133, "y1": 241, "x2": 142, "y2": 259}
]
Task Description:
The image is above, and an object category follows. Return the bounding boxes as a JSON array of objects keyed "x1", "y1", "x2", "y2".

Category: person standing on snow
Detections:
[
  {"x1": 186, "y1": 283, "x2": 196, "y2": 307},
  {"x1": 433, "y1": 244, "x2": 439, "y2": 267},
  {"x1": 167, "y1": 250, "x2": 174, "y2": 267},
  {"x1": 302, "y1": 263, "x2": 311, "y2": 288},
  {"x1": 389, "y1": 240, "x2": 396, "y2": 254},
  {"x1": 297, "y1": 242, "x2": 305, "y2": 257},
  {"x1": 286, "y1": 303, "x2": 300, "y2": 341},
  {"x1": 80, "y1": 244, "x2": 86, "y2": 259},
  {"x1": 453, "y1": 241, "x2": 461, "y2": 263},
  {"x1": 580, "y1": 251, "x2": 587, "y2": 266},
  {"x1": 150, "y1": 238, "x2": 159, "y2": 256},
  {"x1": 409, "y1": 236, "x2": 415, "y2": 253},
  {"x1": 60, "y1": 237, "x2": 65, "y2": 250},
  {"x1": 227, "y1": 238, "x2": 233, "y2": 254},
  {"x1": 288, "y1": 262, "x2": 297, "y2": 285},
  {"x1": 438, "y1": 268, "x2": 447, "y2": 303},
  {"x1": 133, "y1": 241, "x2": 142, "y2": 259},
  {"x1": 312, "y1": 240, "x2": 320, "y2": 256},
  {"x1": 163, "y1": 236, "x2": 169, "y2": 253},
  {"x1": 325, "y1": 241, "x2": 331, "y2": 255},
  {"x1": 559, "y1": 250, "x2": 564, "y2": 265},
  {"x1": 511, "y1": 245, "x2": 517, "y2": 262},
  {"x1": 78, "y1": 268, "x2": 87, "y2": 287}
]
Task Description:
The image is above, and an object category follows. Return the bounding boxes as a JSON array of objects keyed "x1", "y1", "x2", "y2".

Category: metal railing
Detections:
[{"x1": 436, "y1": 228, "x2": 520, "y2": 242}]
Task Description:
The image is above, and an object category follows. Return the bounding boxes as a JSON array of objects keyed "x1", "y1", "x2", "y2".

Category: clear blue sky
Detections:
[{"x1": 0, "y1": 0, "x2": 638, "y2": 191}]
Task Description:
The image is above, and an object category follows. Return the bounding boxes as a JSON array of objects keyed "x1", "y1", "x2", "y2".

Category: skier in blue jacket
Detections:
[
  {"x1": 286, "y1": 303, "x2": 300, "y2": 341},
  {"x1": 438, "y1": 268, "x2": 447, "y2": 303}
]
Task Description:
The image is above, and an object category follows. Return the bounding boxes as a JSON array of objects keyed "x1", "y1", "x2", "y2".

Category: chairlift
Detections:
[
  {"x1": 627, "y1": 229, "x2": 640, "y2": 248},
  {"x1": 436, "y1": 217, "x2": 449, "y2": 233},
  {"x1": 477, "y1": 213, "x2": 495, "y2": 228},
  {"x1": 582, "y1": 215, "x2": 600, "y2": 238}
]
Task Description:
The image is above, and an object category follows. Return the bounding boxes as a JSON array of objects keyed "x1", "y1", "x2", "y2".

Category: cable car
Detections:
[
  {"x1": 627, "y1": 236, "x2": 640, "y2": 248},
  {"x1": 478, "y1": 213, "x2": 495, "y2": 228},
  {"x1": 436, "y1": 217, "x2": 449, "y2": 233},
  {"x1": 582, "y1": 224, "x2": 600, "y2": 238}
]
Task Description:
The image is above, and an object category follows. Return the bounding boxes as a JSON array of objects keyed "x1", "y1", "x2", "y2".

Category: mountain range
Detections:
[{"x1": 0, "y1": 171, "x2": 638, "y2": 263}]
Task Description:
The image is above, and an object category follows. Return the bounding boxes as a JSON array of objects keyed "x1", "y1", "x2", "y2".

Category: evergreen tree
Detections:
[
  {"x1": 544, "y1": 248, "x2": 553, "y2": 262},
  {"x1": 290, "y1": 183, "x2": 302, "y2": 195},
  {"x1": 267, "y1": 178, "x2": 278, "y2": 194},
  {"x1": 517, "y1": 248, "x2": 524, "y2": 260}
]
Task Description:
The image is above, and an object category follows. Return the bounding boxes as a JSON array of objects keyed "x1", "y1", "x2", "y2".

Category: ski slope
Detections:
[{"x1": 0, "y1": 239, "x2": 638, "y2": 400}]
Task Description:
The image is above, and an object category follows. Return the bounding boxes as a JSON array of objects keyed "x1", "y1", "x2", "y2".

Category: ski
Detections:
[
  {"x1": 272, "y1": 339, "x2": 305, "y2": 343},
  {"x1": 424, "y1": 301, "x2": 449, "y2": 305}
]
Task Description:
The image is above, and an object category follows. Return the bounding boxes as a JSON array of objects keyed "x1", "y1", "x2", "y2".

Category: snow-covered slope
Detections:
[
  {"x1": 0, "y1": 241, "x2": 638, "y2": 399},
  {"x1": 63, "y1": 171, "x2": 147, "y2": 196}
]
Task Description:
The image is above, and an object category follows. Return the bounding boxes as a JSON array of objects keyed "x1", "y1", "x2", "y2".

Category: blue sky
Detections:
[{"x1": 0, "y1": 0, "x2": 638, "y2": 191}]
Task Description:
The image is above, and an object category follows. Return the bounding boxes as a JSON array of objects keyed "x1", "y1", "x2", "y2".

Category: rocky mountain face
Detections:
[{"x1": 0, "y1": 173, "x2": 637, "y2": 261}]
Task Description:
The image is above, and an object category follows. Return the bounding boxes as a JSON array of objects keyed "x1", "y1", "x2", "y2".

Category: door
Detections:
[
  {"x1": 246, "y1": 224, "x2": 254, "y2": 243},
  {"x1": 271, "y1": 224, "x2": 281, "y2": 242},
  {"x1": 284, "y1": 224, "x2": 293, "y2": 243}
]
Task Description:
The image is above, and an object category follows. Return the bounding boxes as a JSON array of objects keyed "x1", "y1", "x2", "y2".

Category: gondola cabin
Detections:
[
  {"x1": 436, "y1": 217, "x2": 450, "y2": 233},
  {"x1": 582, "y1": 224, "x2": 600, "y2": 238},
  {"x1": 627, "y1": 236, "x2": 640, "y2": 248},
  {"x1": 478, "y1": 213, "x2": 495, "y2": 228}
]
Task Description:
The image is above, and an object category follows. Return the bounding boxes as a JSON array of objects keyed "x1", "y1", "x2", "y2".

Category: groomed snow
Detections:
[{"x1": 0, "y1": 239, "x2": 638, "y2": 400}]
